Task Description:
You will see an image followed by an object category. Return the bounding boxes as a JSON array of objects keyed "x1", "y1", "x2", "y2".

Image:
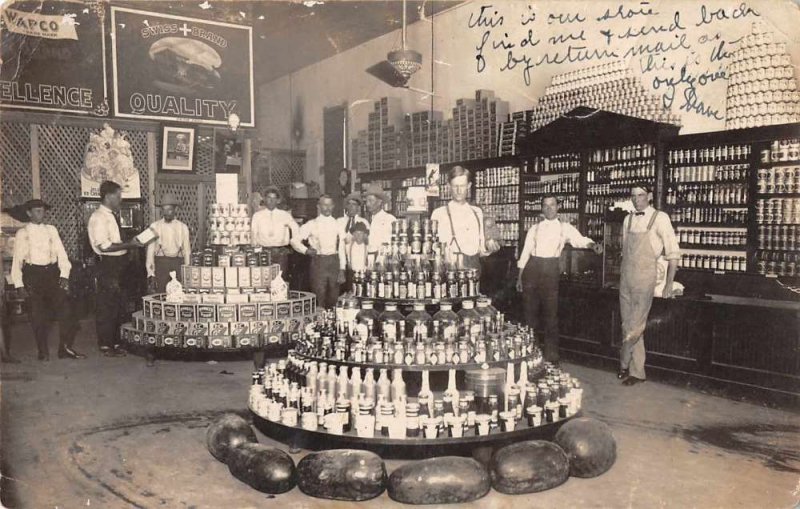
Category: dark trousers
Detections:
[
  {"x1": 95, "y1": 255, "x2": 128, "y2": 348},
  {"x1": 521, "y1": 257, "x2": 560, "y2": 362},
  {"x1": 22, "y1": 264, "x2": 76, "y2": 355},
  {"x1": 310, "y1": 254, "x2": 340, "y2": 310},
  {"x1": 266, "y1": 247, "x2": 290, "y2": 279}
]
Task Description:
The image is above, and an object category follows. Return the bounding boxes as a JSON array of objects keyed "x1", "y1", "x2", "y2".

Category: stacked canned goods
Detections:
[{"x1": 756, "y1": 198, "x2": 800, "y2": 224}]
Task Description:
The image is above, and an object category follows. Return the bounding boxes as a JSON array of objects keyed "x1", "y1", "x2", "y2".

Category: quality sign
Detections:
[{"x1": 111, "y1": 7, "x2": 254, "y2": 126}]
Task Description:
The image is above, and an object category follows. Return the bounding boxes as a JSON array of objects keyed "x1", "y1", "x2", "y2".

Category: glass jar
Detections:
[
  {"x1": 433, "y1": 302, "x2": 460, "y2": 344},
  {"x1": 379, "y1": 302, "x2": 405, "y2": 343},
  {"x1": 475, "y1": 298, "x2": 495, "y2": 334},
  {"x1": 355, "y1": 301, "x2": 379, "y2": 339},
  {"x1": 458, "y1": 300, "x2": 482, "y2": 340},
  {"x1": 406, "y1": 303, "x2": 432, "y2": 343}
]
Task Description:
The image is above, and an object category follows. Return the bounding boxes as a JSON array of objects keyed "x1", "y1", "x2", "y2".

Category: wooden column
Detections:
[
  {"x1": 30, "y1": 124, "x2": 41, "y2": 198},
  {"x1": 242, "y1": 137, "x2": 252, "y2": 200},
  {"x1": 146, "y1": 131, "x2": 158, "y2": 221}
]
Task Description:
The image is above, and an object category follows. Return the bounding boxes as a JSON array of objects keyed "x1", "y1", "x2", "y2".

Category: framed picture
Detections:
[
  {"x1": 161, "y1": 126, "x2": 196, "y2": 172},
  {"x1": 214, "y1": 129, "x2": 242, "y2": 173}
]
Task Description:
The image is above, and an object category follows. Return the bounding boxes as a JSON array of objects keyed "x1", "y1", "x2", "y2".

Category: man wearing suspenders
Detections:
[
  {"x1": 295, "y1": 195, "x2": 344, "y2": 309},
  {"x1": 618, "y1": 183, "x2": 680, "y2": 385},
  {"x1": 431, "y1": 166, "x2": 497, "y2": 275},
  {"x1": 516, "y1": 194, "x2": 601, "y2": 365},
  {"x1": 146, "y1": 194, "x2": 191, "y2": 294}
]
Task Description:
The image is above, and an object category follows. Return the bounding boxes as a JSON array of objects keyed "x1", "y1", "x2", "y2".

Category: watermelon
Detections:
[
  {"x1": 387, "y1": 456, "x2": 490, "y2": 505},
  {"x1": 490, "y1": 440, "x2": 570, "y2": 494},
  {"x1": 554, "y1": 417, "x2": 617, "y2": 478},
  {"x1": 227, "y1": 442, "x2": 296, "y2": 494},
  {"x1": 297, "y1": 449, "x2": 386, "y2": 501},
  {"x1": 206, "y1": 413, "x2": 258, "y2": 463}
]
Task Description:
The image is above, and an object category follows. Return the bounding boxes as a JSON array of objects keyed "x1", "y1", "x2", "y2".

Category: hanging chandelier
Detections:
[{"x1": 387, "y1": 0, "x2": 422, "y2": 83}]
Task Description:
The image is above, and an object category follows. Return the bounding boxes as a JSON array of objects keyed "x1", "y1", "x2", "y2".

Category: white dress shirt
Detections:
[
  {"x1": 295, "y1": 215, "x2": 341, "y2": 256},
  {"x1": 367, "y1": 209, "x2": 396, "y2": 254},
  {"x1": 623, "y1": 206, "x2": 681, "y2": 261},
  {"x1": 517, "y1": 218, "x2": 594, "y2": 268},
  {"x1": 88, "y1": 204, "x2": 126, "y2": 256},
  {"x1": 345, "y1": 242, "x2": 369, "y2": 272},
  {"x1": 336, "y1": 214, "x2": 369, "y2": 237},
  {"x1": 11, "y1": 223, "x2": 71, "y2": 288},
  {"x1": 337, "y1": 214, "x2": 369, "y2": 268},
  {"x1": 431, "y1": 201, "x2": 486, "y2": 257},
  {"x1": 251, "y1": 207, "x2": 302, "y2": 250},
  {"x1": 145, "y1": 218, "x2": 192, "y2": 277}
]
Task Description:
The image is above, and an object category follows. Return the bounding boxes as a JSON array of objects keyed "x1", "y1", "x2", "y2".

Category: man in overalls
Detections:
[
  {"x1": 516, "y1": 194, "x2": 602, "y2": 364},
  {"x1": 619, "y1": 182, "x2": 680, "y2": 386},
  {"x1": 431, "y1": 166, "x2": 497, "y2": 275}
]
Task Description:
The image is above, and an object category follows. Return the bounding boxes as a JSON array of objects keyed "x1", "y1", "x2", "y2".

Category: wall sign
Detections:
[
  {"x1": 110, "y1": 7, "x2": 254, "y2": 127},
  {"x1": 0, "y1": 0, "x2": 108, "y2": 115}
]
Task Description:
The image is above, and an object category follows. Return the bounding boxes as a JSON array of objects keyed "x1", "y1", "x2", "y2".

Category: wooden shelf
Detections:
[
  {"x1": 666, "y1": 159, "x2": 750, "y2": 167},
  {"x1": 758, "y1": 160, "x2": 800, "y2": 168},
  {"x1": 673, "y1": 222, "x2": 748, "y2": 228},
  {"x1": 672, "y1": 203, "x2": 749, "y2": 208},
  {"x1": 588, "y1": 155, "x2": 655, "y2": 165},
  {"x1": 681, "y1": 244, "x2": 747, "y2": 251},
  {"x1": 667, "y1": 179, "x2": 749, "y2": 185},
  {"x1": 756, "y1": 193, "x2": 800, "y2": 198}
]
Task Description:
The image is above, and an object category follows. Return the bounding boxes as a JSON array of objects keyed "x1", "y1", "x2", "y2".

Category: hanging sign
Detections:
[
  {"x1": 0, "y1": 1, "x2": 108, "y2": 115},
  {"x1": 110, "y1": 7, "x2": 254, "y2": 127}
]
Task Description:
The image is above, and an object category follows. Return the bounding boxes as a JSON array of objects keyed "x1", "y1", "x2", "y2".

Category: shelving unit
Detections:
[{"x1": 473, "y1": 164, "x2": 520, "y2": 247}]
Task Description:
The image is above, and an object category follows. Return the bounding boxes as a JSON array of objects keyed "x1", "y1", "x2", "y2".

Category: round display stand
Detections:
[{"x1": 251, "y1": 410, "x2": 579, "y2": 459}]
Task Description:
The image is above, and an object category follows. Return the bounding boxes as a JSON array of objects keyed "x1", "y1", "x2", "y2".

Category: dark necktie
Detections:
[
  {"x1": 346, "y1": 216, "x2": 354, "y2": 232},
  {"x1": 634, "y1": 211, "x2": 645, "y2": 216}
]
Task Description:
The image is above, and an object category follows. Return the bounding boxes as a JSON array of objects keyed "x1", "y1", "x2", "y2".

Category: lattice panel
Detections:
[
  {"x1": 37, "y1": 124, "x2": 151, "y2": 259},
  {"x1": 270, "y1": 150, "x2": 305, "y2": 185},
  {"x1": 38, "y1": 124, "x2": 94, "y2": 259},
  {"x1": 157, "y1": 181, "x2": 201, "y2": 250},
  {"x1": 0, "y1": 123, "x2": 33, "y2": 205},
  {"x1": 205, "y1": 182, "x2": 216, "y2": 209},
  {"x1": 196, "y1": 129, "x2": 215, "y2": 177}
]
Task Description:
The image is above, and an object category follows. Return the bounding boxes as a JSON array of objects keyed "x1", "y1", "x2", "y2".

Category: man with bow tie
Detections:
[{"x1": 618, "y1": 182, "x2": 680, "y2": 386}]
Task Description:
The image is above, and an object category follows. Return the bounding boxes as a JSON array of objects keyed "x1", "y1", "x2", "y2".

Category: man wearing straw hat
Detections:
[
  {"x1": 11, "y1": 199, "x2": 83, "y2": 360},
  {"x1": 146, "y1": 193, "x2": 191, "y2": 294},
  {"x1": 363, "y1": 183, "x2": 396, "y2": 265}
]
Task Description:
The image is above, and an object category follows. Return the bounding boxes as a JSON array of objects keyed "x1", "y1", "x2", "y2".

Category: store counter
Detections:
[{"x1": 554, "y1": 282, "x2": 799, "y2": 403}]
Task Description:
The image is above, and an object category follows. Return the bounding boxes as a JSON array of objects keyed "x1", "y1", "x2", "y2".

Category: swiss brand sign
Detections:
[
  {"x1": 110, "y1": 7, "x2": 254, "y2": 127},
  {"x1": 0, "y1": 1, "x2": 108, "y2": 115}
]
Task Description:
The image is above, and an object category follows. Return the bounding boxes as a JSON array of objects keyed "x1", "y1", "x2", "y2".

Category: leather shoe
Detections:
[
  {"x1": 58, "y1": 347, "x2": 87, "y2": 360},
  {"x1": 112, "y1": 345, "x2": 127, "y2": 357},
  {"x1": 38, "y1": 353, "x2": 50, "y2": 362},
  {"x1": 622, "y1": 376, "x2": 646, "y2": 386},
  {"x1": 617, "y1": 369, "x2": 629, "y2": 380}
]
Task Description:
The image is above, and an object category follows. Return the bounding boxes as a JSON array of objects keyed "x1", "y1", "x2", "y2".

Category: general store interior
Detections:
[{"x1": 1, "y1": 1, "x2": 798, "y2": 507}]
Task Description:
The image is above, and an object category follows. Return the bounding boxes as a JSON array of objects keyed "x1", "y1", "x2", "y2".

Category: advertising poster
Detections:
[
  {"x1": 0, "y1": 0, "x2": 108, "y2": 115},
  {"x1": 110, "y1": 7, "x2": 254, "y2": 127}
]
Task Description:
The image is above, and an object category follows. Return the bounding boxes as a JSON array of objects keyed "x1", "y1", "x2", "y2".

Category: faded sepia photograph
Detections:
[{"x1": 0, "y1": 0, "x2": 798, "y2": 507}]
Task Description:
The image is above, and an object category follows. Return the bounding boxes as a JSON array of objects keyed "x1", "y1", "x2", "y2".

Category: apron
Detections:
[
  {"x1": 619, "y1": 211, "x2": 659, "y2": 379},
  {"x1": 445, "y1": 203, "x2": 482, "y2": 274},
  {"x1": 154, "y1": 256, "x2": 184, "y2": 293}
]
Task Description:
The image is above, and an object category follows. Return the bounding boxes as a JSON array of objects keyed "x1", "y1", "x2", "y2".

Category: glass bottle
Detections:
[
  {"x1": 406, "y1": 303, "x2": 432, "y2": 344},
  {"x1": 418, "y1": 370, "x2": 433, "y2": 417},
  {"x1": 475, "y1": 298, "x2": 495, "y2": 334},
  {"x1": 391, "y1": 368, "x2": 406, "y2": 402},
  {"x1": 458, "y1": 300, "x2": 482, "y2": 340},
  {"x1": 356, "y1": 301, "x2": 379, "y2": 340},
  {"x1": 433, "y1": 302, "x2": 460, "y2": 344},
  {"x1": 379, "y1": 302, "x2": 404, "y2": 343},
  {"x1": 377, "y1": 368, "x2": 392, "y2": 400}
]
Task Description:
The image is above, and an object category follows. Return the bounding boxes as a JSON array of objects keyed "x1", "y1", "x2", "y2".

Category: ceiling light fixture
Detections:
[{"x1": 387, "y1": 0, "x2": 422, "y2": 83}]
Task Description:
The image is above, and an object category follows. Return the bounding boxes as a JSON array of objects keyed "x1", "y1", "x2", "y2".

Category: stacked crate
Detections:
[
  {"x1": 404, "y1": 110, "x2": 444, "y2": 167},
  {"x1": 366, "y1": 97, "x2": 404, "y2": 172}
]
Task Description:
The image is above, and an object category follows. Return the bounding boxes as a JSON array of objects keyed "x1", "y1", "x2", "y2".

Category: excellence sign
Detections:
[{"x1": 111, "y1": 7, "x2": 254, "y2": 127}]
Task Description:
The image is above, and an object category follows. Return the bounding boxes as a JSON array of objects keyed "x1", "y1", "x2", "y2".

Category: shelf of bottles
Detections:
[
  {"x1": 474, "y1": 165, "x2": 521, "y2": 246},
  {"x1": 585, "y1": 144, "x2": 657, "y2": 220},
  {"x1": 666, "y1": 144, "x2": 752, "y2": 273},
  {"x1": 248, "y1": 208, "x2": 586, "y2": 444},
  {"x1": 754, "y1": 138, "x2": 800, "y2": 277},
  {"x1": 521, "y1": 153, "x2": 582, "y2": 243}
]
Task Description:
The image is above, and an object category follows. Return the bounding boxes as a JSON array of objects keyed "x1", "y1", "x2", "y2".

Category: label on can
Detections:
[
  {"x1": 209, "y1": 322, "x2": 230, "y2": 335},
  {"x1": 250, "y1": 321, "x2": 267, "y2": 334},
  {"x1": 162, "y1": 303, "x2": 178, "y2": 320},
  {"x1": 178, "y1": 304, "x2": 196, "y2": 322},
  {"x1": 196, "y1": 304, "x2": 216, "y2": 322},
  {"x1": 258, "y1": 302, "x2": 277, "y2": 320},
  {"x1": 238, "y1": 267, "x2": 251, "y2": 287},
  {"x1": 239, "y1": 303, "x2": 257, "y2": 321},
  {"x1": 200, "y1": 267, "x2": 213, "y2": 288},
  {"x1": 189, "y1": 322, "x2": 208, "y2": 336},
  {"x1": 151, "y1": 301, "x2": 163, "y2": 320},
  {"x1": 291, "y1": 300, "x2": 303, "y2": 316},
  {"x1": 276, "y1": 302, "x2": 291, "y2": 318},
  {"x1": 225, "y1": 267, "x2": 239, "y2": 289},
  {"x1": 231, "y1": 322, "x2": 250, "y2": 336},
  {"x1": 217, "y1": 304, "x2": 237, "y2": 321},
  {"x1": 211, "y1": 267, "x2": 225, "y2": 288}
]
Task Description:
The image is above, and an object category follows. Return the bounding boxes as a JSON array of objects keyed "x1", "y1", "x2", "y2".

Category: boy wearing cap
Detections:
[
  {"x1": 11, "y1": 199, "x2": 83, "y2": 360},
  {"x1": 146, "y1": 193, "x2": 191, "y2": 294},
  {"x1": 342, "y1": 221, "x2": 369, "y2": 292},
  {"x1": 618, "y1": 182, "x2": 680, "y2": 386}
]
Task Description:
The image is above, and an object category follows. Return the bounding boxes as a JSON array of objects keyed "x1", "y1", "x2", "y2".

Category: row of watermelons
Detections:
[{"x1": 206, "y1": 413, "x2": 617, "y2": 504}]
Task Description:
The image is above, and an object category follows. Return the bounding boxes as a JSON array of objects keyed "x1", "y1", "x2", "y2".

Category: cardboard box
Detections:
[
  {"x1": 144, "y1": 319, "x2": 156, "y2": 333},
  {"x1": 217, "y1": 304, "x2": 237, "y2": 322},
  {"x1": 270, "y1": 319, "x2": 286, "y2": 334},
  {"x1": 238, "y1": 303, "x2": 257, "y2": 321},
  {"x1": 249, "y1": 321, "x2": 267, "y2": 334},
  {"x1": 212, "y1": 267, "x2": 225, "y2": 288},
  {"x1": 250, "y1": 293, "x2": 272, "y2": 303},
  {"x1": 303, "y1": 298, "x2": 312, "y2": 315},
  {"x1": 183, "y1": 335, "x2": 206, "y2": 348},
  {"x1": 178, "y1": 304, "x2": 196, "y2": 322},
  {"x1": 230, "y1": 322, "x2": 250, "y2": 336},
  {"x1": 196, "y1": 304, "x2": 217, "y2": 322},
  {"x1": 291, "y1": 300, "x2": 303, "y2": 317},
  {"x1": 226, "y1": 293, "x2": 249, "y2": 304},
  {"x1": 155, "y1": 320, "x2": 170, "y2": 335},
  {"x1": 251, "y1": 266, "x2": 263, "y2": 287},
  {"x1": 276, "y1": 302, "x2": 291, "y2": 319},
  {"x1": 170, "y1": 321, "x2": 189, "y2": 335},
  {"x1": 225, "y1": 267, "x2": 239, "y2": 289},
  {"x1": 201, "y1": 293, "x2": 224, "y2": 304},
  {"x1": 208, "y1": 335, "x2": 233, "y2": 349},
  {"x1": 151, "y1": 301, "x2": 164, "y2": 321},
  {"x1": 189, "y1": 266, "x2": 201, "y2": 288},
  {"x1": 200, "y1": 267, "x2": 213, "y2": 289},
  {"x1": 238, "y1": 267, "x2": 251, "y2": 287},
  {"x1": 189, "y1": 322, "x2": 208, "y2": 336},
  {"x1": 209, "y1": 322, "x2": 231, "y2": 336},
  {"x1": 182, "y1": 293, "x2": 202, "y2": 304},
  {"x1": 162, "y1": 303, "x2": 178, "y2": 321}
]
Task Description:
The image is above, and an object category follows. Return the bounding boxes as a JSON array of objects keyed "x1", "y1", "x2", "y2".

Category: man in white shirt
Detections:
[
  {"x1": 619, "y1": 182, "x2": 680, "y2": 386},
  {"x1": 516, "y1": 195, "x2": 602, "y2": 364},
  {"x1": 146, "y1": 194, "x2": 191, "y2": 294},
  {"x1": 364, "y1": 183, "x2": 396, "y2": 263},
  {"x1": 295, "y1": 195, "x2": 343, "y2": 309},
  {"x1": 250, "y1": 186, "x2": 302, "y2": 279},
  {"x1": 88, "y1": 181, "x2": 144, "y2": 357},
  {"x1": 11, "y1": 199, "x2": 83, "y2": 361},
  {"x1": 430, "y1": 166, "x2": 498, "y2": 275}
]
